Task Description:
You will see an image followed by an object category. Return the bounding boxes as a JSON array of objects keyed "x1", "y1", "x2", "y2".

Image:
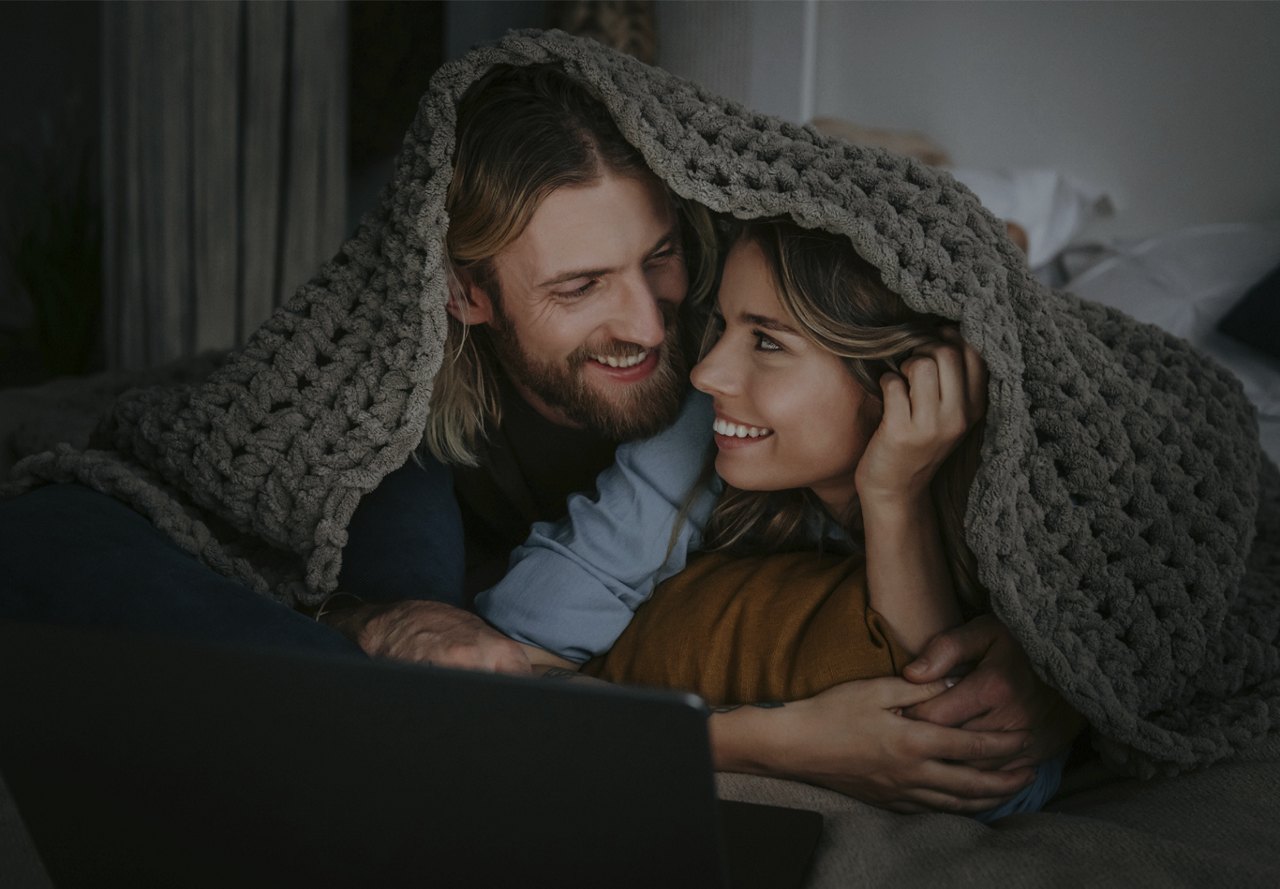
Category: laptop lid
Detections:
[{"x1": 0, "y1": 620, "x2": 818, "y2": 889}]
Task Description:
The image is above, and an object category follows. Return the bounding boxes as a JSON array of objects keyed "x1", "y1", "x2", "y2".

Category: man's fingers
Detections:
[
  {"x1": 901, "y1": 761, "x2": 1036, "y2": 814},
  {"x1": 908, "y1": 677, "x2": 994, "y2": 728},
  {"x1": 903, "y1": 615, "x2": 998, "y2": 681}
]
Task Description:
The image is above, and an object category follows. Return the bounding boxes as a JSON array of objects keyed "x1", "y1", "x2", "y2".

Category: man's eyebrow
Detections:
[{"x1": 535, "y1": 228, "x2": 679, "y2": 289}]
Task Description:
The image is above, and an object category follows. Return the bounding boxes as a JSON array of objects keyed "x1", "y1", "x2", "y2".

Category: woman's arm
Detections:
[
  {"x1": 855, "y1": 340, "x2": 984, "y2": 656},
  {"x1": 707, "y1": 679, "x2": 1035, "y2": 813},
  {"x1": 523, "y1": 640, "x2": 1037, "y2": 814}
]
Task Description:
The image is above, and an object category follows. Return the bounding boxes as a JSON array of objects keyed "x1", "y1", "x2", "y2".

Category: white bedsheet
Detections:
[{"x1": 1063, "y1": 222, "x2": 1280, "y2": 466}]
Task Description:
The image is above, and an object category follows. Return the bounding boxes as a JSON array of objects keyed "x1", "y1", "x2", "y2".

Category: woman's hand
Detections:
[
  {"x1": 710, "y1": 676, "x2": 1035, "y2": 814},
  {"x1": 854, "y1": 332, "x2": 987, "y2": 504}
]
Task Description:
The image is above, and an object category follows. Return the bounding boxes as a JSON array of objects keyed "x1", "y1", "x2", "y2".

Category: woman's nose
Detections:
[{"x1": 690, "y1": 339, "x2": 734, "y2": 395}]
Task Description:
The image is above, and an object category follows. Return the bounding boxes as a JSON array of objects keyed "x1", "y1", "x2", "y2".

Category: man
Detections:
[
  {"x1": 317, "y1": 63, "x2": 716, "y2": 671},
  {"x1": 0, "y1": 62, "x2": 1076, "y2": 813}
]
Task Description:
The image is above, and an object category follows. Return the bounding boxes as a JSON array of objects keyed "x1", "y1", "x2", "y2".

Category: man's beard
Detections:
[{"x1": 486, "y1": 304, "x2": 687, "y2": 442}]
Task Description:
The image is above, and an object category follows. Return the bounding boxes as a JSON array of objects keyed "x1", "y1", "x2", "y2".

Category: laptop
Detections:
[{"x1": 0, "y1": 620, "x2": 821, "y2": 889}]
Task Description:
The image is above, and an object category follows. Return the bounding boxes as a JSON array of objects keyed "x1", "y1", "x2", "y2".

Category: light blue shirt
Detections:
[{"x1": 474, "y1": 391, "x2": 719, "y2": 662}]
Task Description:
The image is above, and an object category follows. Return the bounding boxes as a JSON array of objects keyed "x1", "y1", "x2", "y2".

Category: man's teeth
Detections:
[
  {"x1": 593, "y1": 350, "x2": 648, "y2": 369},
  {"x1": 712, "y1": 418, "x2": 772, "y2": 439}
]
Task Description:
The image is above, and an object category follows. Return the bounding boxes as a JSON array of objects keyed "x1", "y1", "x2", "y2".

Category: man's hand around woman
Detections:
[
  {"x1": 711, "y1": 674, "x2": 1035, "y2": 814},
  {"x1": 709, "y1": 614, "x2": 1083, "y2": 813},
  {"x1": 904, "y1": 614, "x2": 1086, "y2": 768},
  {"x1": 322, "y1": 599, "x2": 533, "y2": 674}
]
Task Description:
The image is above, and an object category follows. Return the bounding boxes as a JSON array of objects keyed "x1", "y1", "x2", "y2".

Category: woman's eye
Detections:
[{"x1": 753, "y1": 330, "x2": 782, "y2": 352}]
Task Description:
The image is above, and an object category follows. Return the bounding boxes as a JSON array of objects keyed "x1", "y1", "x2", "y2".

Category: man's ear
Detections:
[{"x1": 446, "y1": 273, "x2": 495, "y2": 326}]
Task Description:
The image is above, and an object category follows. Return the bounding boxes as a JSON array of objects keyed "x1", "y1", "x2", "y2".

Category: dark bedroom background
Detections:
[{"x1": 0, "y1": 0, "x2": 639, "y2": 391}]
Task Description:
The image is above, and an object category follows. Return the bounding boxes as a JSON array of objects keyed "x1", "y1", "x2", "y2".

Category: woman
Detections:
[{"x1": 486, "y1": 217, "x2": 1065, "y2": 819}]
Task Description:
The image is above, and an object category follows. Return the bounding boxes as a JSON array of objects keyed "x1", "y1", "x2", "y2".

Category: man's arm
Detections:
[
  {"x1": 322, "y1": 599, "x2": 532, "y2": 673},
  {"x1": 475, "y1": 391, "x2": 718, "y2": 661},
  {"x1": 324, "y1": 394, "x2": 715, "y2": 671}
]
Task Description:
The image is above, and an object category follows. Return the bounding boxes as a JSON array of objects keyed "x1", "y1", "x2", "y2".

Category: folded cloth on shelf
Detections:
[{"x1": 4, "y1": 28, "x2": 1278, "y2": 779}]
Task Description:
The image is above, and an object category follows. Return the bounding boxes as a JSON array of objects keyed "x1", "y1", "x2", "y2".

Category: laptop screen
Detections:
[{"x1": 1, "y1": 620, "x2": 745, "y2": 888}]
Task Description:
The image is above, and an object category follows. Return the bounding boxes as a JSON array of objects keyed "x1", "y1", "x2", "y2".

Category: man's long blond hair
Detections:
[
  {"x1": 702, "y1": 220, "x2": 987, "y2": 612},
  {"x1": 425, "y1": 64, "x2": 716, "y2": 467}
]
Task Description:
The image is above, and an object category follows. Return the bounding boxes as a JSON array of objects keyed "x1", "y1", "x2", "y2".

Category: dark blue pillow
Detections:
[{"x1": 1218, "y1": 263, "x2": 1280, "y2": 360}]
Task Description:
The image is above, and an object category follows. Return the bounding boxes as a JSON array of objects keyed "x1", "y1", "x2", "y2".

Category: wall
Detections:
[
  {"x1": 656, "y1": 0, "x2": 816, "y2": 123},
  {"x1": 811, "y1": 1, "x2": 1280, "y2": 240}
]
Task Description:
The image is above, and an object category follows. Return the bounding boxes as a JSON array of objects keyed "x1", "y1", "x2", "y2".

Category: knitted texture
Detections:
[{"x1": 6, "y1": 30, "x2": 1279, "y2": 775}]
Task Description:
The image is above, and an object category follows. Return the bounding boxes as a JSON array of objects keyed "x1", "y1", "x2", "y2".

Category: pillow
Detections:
[
  {"x1": 582, "y1": 550, "x2": 910, "y2": 706},
  {"x1": 947, "y1": 167, "x2": 1113, "y2": 269},
  {"x1": 1218, "y1": 263, "x2": 1280, "y2": 361}
]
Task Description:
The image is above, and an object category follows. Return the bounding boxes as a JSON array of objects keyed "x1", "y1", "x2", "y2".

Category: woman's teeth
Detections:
[
  {"x1": 713, "y1": 418, "x2": 773, "y2": 439},
  {"x1": 592, "y1": 350, "x2": 648, "y2": 368}
]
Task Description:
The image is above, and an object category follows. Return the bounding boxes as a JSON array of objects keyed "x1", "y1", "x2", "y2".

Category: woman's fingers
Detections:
[
  {"x1": 879, "y1": 371, "x2": 911, "y2": 423},
  {"x1": 962, "y1": 341, "x2": 988, "y2": 415},
  {"x1": 873, "y1": 675, "x2": 954, "y2": 710},
  {"x1": 899, "y1": 353, "x2": 941, "y2": 419},
  {"x1": 905, "y1": 718, "x2": 1031, "y2": 764}
]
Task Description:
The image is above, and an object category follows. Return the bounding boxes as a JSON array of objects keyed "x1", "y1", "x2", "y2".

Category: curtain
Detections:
[{"x1": 101, "y1": 0, "x2": 347, "y2": 370}]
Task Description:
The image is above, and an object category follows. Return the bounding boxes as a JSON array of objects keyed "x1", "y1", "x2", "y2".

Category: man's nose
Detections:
[{"x1": 605, "y1": 275, "x2": 667, "y2": 348}]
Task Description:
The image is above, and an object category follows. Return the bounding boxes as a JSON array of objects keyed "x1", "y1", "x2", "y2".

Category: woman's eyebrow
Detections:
[{"x1": 740, "y1": 312, "x2": 799, "y2": 334}]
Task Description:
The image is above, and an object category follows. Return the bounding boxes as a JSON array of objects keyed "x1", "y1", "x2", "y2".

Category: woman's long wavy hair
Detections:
[
  {"x1": 425, "y1": 64, "x2": 717, "y2": 466},
  {"x1": 701, "y1": 219, "x2": 987, "y2": 612}
]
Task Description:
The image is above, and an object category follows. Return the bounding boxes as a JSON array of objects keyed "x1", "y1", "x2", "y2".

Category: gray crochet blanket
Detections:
[{"x1": 7, "y1": 30, "x2": 1279, "y2": 779}]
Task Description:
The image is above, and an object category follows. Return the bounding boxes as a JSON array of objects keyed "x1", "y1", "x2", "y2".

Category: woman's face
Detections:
[{"x1": 690, "y1": 239, "x2": 880, "y2": 518}]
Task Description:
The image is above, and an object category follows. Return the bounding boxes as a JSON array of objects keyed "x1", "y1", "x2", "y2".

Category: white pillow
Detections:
[{"x1": 948, "y1": 167, "x2": 1113, "y2": 269}]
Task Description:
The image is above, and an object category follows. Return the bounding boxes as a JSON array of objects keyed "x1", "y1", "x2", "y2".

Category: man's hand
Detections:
[
  {"x1": 902, "y1": 614, "x2": 1085, "y2": 767},
  {"x1": 323, "y1": 600, "x2": 532, "y2": 674},
  {"x1": 711, "y1": 677, "x2": 1035, "y2": 814}
]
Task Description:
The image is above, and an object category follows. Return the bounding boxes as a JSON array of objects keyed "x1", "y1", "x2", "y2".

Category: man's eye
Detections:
[{"x1": 557, "y1": 280, "x2": 597, "y2": 298}]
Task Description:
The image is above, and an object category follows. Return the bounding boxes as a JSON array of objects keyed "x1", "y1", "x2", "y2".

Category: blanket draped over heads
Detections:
[{"x1": 8, "y1": 30, "x2": 1279, "y2": 777}]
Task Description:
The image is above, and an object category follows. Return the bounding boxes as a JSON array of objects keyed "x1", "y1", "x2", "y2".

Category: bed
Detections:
[{"x1": 2, "y1": 216, "x2": 1278, "y2": 887}]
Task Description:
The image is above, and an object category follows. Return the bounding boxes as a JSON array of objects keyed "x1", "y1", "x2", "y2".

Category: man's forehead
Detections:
[{"x1": 495, "y1": 172, "x2": 677, "y2": 287}]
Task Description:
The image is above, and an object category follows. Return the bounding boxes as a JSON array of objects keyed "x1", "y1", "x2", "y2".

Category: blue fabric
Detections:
[
  {"x1": 973, "y1": 753, "x2": 1067, "y2": 823},
  {"x1": 339, "y1": 452, "x2": 465, "y2": 607},
  {"x1": 0, "y1": 483, "x2": 361, "y2": 656},
  {"x1": 476, "y1": 391, "x2": 719, "y2": 661}
]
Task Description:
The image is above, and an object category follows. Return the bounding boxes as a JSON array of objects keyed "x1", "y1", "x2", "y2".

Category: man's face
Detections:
[{"x1": 465, "y1": 171, "x2": 690, "y2": 440}]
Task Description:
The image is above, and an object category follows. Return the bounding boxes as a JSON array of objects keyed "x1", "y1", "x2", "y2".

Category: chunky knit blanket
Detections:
[{"x1": 7, "y1": 30, "x2": 1279, "y2": 778}]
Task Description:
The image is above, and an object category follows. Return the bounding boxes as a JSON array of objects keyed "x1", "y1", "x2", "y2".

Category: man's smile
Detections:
[
  {"x1": 589, "y1": 348, "x2": 649, "y2": 369},
  {"x1": 584, "y1": 347, "x2": 661, "y2": 382}
]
